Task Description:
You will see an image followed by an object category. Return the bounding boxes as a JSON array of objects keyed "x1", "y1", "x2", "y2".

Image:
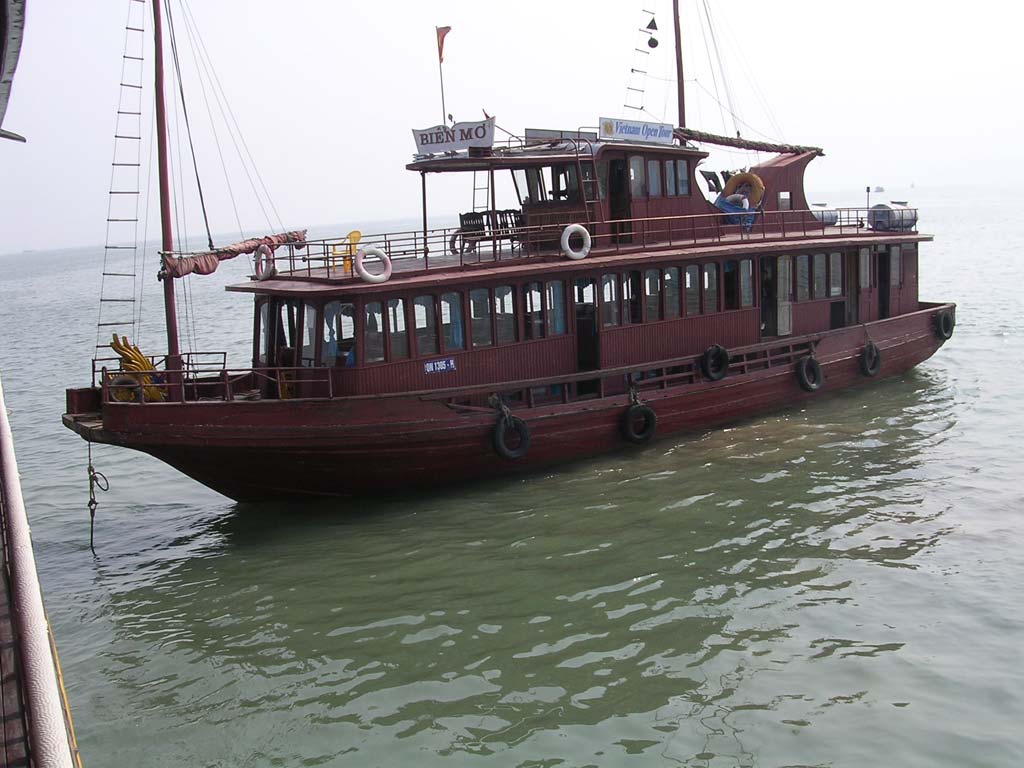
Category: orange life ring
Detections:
[{"x1": 721, "y1": 172, "x2": 765, "y2": 208}]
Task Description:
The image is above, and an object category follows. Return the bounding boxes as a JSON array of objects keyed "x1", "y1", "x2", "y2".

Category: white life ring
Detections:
[
  {"x1": 560, "y1": 223, "x2": 592, "y2": 260},
  {"x1": 254, "y1": 244, "x2": 276, "y2": 281},
  {"x1": 354, "y1": 246, "x2": 393, "y2": 283}
]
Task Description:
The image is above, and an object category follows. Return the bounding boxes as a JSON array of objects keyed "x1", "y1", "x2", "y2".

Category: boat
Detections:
[{"x1": 62, "y1": 2, "x2": 955, "y2": 502}]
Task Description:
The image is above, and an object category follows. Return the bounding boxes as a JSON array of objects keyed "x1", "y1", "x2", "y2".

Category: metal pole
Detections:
[
  {"x1": 438, "y1": 58, "x2": 447, "y2": 125},
  {"x1": 152, "y1": 0, "x2": 180, "y2": 365},
  {"x1": 673, "y1": 0, "x2": 686, "y2": 128},
  {"x1": 421, "y1": 172, "x2": 429, "y2": 266}
]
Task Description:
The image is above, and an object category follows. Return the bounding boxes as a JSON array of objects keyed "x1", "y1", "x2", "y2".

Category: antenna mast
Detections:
[{"x1": 673, "y1": 0, "x2": 686, "y2": 128}]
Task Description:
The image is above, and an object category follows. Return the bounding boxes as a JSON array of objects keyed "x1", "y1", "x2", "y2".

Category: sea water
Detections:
[{"x1": 1, "y1": 188, "x2": 1021, "y2": 766}]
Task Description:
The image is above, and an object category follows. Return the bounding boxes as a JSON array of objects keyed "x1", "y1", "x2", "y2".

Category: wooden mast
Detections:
[
  {"x1": 672, "y1": 0, "x2": 685, "y2": 128},
  {"x1": 152, "y1": 0, "x2": 181, "y2": 363}
]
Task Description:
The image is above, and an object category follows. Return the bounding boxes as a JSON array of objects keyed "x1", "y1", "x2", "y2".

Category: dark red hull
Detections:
[{"x1": 63, "y1": 304, "x2": 952, "y2": 502}]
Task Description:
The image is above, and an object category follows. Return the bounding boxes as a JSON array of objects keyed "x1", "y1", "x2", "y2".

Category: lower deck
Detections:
[{"x1": 65, "y1": 302, "x2": 955, "y2": 501}]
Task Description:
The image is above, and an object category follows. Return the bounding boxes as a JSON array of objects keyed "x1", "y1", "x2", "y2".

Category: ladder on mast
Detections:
[{"x1": 96, "y1": 1, "x2": 146, "y2": 352}]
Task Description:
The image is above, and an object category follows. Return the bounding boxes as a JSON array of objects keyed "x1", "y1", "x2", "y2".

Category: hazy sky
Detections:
[{"x1": 0, "y1": 0, "x2": 1019, "y2": 253}]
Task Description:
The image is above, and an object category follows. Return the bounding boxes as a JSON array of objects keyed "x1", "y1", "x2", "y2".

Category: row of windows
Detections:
[
  {"x1": 794, "y1": 252, "x2": 844, "y2": 301},
  {"x1": 263, "y1": 248, "x2": 898, "y2": 368},
  {"x1": 628, "y1": 157, "x2": 690, "y2": 199}
]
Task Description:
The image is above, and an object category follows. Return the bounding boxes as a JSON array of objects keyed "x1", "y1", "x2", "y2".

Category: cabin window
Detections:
[
  {"x1": 628, "y1": 156, "x2": 645, "y2": 197},
  {"x1": 388, "y1": 298, "x2": 410, "y2": 359},
  {"x1": 601, "y1": 274, "x2": 620, "y2": 327},
  {"x1": 622, "y1": 270, "x2": 642, "y2": 323},
  {"x1": 890, "y1": 245, "x2": 902, "y2": 287},
  {"x1": 301, "y1": 302, "x2": 318, "y2": 366},
  {"x1": 414, "y1": 294, "x2": 438, "y2": 356},
  {"x1": 664, "y1": 267, "x2": 681, "y2": 317},
  {"x1": 644, "y1": 269, "x2": 662, "y2": 321},
  {"x1": 258, "y1": 301, "x2": 269, "y2": 366},
  {"x1": 494, "y1": 285, "x2": 517, "y2": 344},
  {"x1": 364, "y1": 301, "x2": 385, "y2": 363},
  {"x1": 552, "y1": 165, "x2": 580, "y2": 202},
  {"x1": 724, "y1": 260, "x2": 740, "y2": 310},
  {"x1": 778, "y1": 191, "x2": 792, "y2": 211},
  {"x1": 647, "y1": 160, "x2": 662, "y2": 198},
  {"x1": 470, "y1": 288, "x2": 493, "y2": 348},
  {"x1": 524, "y1": 282, "x2": 545, "y2": 339},
  {"x1": 596, "y1": 161, "x2": 609, "y2": 200},
  {"x1": 703, "y1": 264, "x2": 718, "y2": 313},
  {"x1": 796, "y1": 255, "x2": 810, "y2": 301},
  {"x1": 676, "y1": 160, "x2": 690, "y2": 195},
  {"x1": 267, "y1": 299, "x2": 299, "y2": 368},
  {"x1": 813, "y1": 253, "x2": 827, "y2": 298},
  {"x1": 545, "y1": 281, "x2": 566, "y2": 335},
  {"x1": 441, "y1": 292, "x2": 465, "y2": 351},
  {"x1": 777, "y1": 256, "x2": 793, "y2": 336},
  {"x1": 664, "y1": 160, "x2": 677, "y2": 196},
  {"x1": 829, "y1": 253, "x2": 843, "y2": 297},
  {"x1": 524, "y1": 167, "x2": 548, "y2": 204},
  {"x1": 859, "y1": 247, "x2": 871, "y2": 289},
  {"x1": 322, "y1": 300, "x2": 355, "y2": 367},
  {"x1": 574, "y1": 278, "x2": 596, "y2": 304},
  {"x1": 740, "y1": 259, "x2": 754, "y2": 307},
  {"x1": 685, "y1": 265, "x2": 700, "y2": 315}
]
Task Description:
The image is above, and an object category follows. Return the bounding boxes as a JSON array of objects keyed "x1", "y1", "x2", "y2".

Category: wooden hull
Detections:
[{"x1": 63, "y1": 304, "x2": 953, "y2": 502}]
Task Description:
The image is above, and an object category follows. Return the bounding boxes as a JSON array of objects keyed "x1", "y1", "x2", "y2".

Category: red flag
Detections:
[{"x1": 436, "y1": 26, "x2": 451, "y2": 64}]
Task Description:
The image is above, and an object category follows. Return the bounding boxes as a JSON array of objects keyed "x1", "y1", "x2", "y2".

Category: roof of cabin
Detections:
[{"x1": 406, "y1": 139, "x2": 707, "y2": 173}]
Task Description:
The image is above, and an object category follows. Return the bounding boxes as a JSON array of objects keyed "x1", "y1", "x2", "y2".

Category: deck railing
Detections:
[
  {"x1": 209, "y1": 205, "x2": 917, "y2": 281},
  {"x1": 97, "y1": 337, "x2": 819, "y2": 408}
]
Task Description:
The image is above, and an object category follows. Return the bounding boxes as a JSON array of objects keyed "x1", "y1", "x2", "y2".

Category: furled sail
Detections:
[
  {"x1": 673, "y1": 128, "x2": 823, "y2": 156},
  {"x1": 162, "y1": 230, "x2": 307, "y2": 278}
]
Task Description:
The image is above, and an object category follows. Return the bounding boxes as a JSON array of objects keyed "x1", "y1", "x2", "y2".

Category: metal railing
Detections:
[
  {"x1": 179, "y1": 205, "x2": 915, "y2": 282},
  {"x1": 96, "y1": 336, "x2": 819, "y2": 409}
]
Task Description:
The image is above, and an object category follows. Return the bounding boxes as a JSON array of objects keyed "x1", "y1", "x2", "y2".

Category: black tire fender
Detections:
[
  {"x1": 493, "y1": 415, "x2": 530, "y2": 460},
  {"x1": 621, "y1": 404, "x2": 657, "y2": 444},
  {"x1": 859, "y1": 342, "x2": 881, "y2": 377},
  {"x1": 935, "y1": 309, "x2": 955, "y2": 340},
  {"x1": 796, "y1": 356, "x2": 823, "y2": 392},
  {"x1": 701, "y1": 344, "x2": 730, "y2": 381}
]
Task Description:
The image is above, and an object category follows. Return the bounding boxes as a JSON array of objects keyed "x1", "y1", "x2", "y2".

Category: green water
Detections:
[{"x1": 1, "y1": 190, "x2": 1022, "y2": 766}]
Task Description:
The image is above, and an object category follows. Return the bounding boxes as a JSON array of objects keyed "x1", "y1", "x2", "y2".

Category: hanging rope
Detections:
[
  {"x1": 165, "y1": 0, "x2": 215, "y2": 251},
  {"x1": 86, "y1": 442, "x2": 109, "y2": 553}
]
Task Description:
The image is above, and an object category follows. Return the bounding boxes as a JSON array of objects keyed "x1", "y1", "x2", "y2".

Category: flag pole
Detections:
[
  {"x1": 438, "y1": 56, "x2": 447, "y2": 125},
  {"x1": 436, "y1": 26, "x2": 451, "y2": 125}
]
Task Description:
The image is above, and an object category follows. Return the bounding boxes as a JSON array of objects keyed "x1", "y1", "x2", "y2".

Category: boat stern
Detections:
[{"x1": 62, "y1": 386, "x2": 105, "y2": 442}]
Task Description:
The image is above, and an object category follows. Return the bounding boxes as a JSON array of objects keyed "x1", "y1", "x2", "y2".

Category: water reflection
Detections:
[{"x1": 69, "y1": 368, "x2": 958, "y2": 765}]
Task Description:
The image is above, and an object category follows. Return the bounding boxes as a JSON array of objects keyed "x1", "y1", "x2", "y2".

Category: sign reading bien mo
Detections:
[
  {"x1": 598, "y1": 117, "x2": 675, "y2": 145},
  {"x1": 413, "y1": 117, "x2": 495, "y2": 155}
]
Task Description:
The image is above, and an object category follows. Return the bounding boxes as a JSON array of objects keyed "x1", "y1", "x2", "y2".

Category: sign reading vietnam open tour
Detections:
[
  {"x1": 413, "y1": 117, "x2": 495, "y2": 155},
  {"x1": 599, "y1": 117, "x2": 674, "y2": 145}
]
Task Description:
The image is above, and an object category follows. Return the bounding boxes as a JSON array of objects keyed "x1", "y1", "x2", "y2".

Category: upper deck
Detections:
[{"x1": 224, "y1": 205, "x2": 927, "y2": 297}]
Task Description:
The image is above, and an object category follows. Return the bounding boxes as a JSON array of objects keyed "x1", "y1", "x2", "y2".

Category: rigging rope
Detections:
[
  {"x1": 178, "y1": 1, "x2": 245, "y2": 242},
  {"x1": 180, "y1": 0, "x2": 286, "y2": 236},
  {"x1": 702, "y1": 0, "x2": 739, "y2": 138},
  {"x1": 165, "y1": 0, "x2": 214, "y2": 251}
]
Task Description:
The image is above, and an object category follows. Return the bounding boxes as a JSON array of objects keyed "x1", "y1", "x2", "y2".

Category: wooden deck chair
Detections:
[{"x1": 330, "y1": 230, "x2": 362, "y2": 275}]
